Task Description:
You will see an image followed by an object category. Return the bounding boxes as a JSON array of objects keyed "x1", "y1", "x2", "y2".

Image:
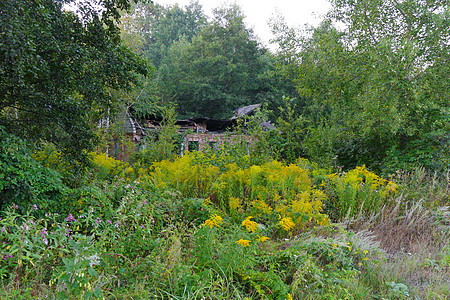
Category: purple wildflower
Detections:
[
  {"x1": 66, "y1": 213, "x2": 75, "y2": 222},
  {"x1": 32, "y1": 204, "x2": 38, "y2": 210},
  {"x1": 107, "y1": 220, "x2": 112, "y2": 224}
]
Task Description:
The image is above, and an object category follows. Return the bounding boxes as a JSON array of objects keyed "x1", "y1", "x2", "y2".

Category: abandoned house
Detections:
[{"x1": 101, "y1": 103, "x2": 275, "y2": 159}]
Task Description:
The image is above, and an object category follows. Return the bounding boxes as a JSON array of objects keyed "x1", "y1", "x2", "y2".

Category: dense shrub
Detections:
[{"x1": 0, "y1": 128, "x2": 67, "y2": 213}]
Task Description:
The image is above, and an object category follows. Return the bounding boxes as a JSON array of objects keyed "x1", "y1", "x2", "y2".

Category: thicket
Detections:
[{"x1": 271, "y1": 0, "x2": 449, "y2": 173}]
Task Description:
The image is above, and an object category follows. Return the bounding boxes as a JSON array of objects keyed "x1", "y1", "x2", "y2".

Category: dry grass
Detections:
[
  {"x1": 373, "y1": 197, "x2": 435, "y2": 251},
  {"x1": 331, "y1": 167, "x2": 450, "y2": 298}
]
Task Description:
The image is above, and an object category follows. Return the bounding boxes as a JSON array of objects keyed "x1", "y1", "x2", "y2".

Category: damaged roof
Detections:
[
  {"x1": 232, "y1": 103, "x2": 261, "y2": 119},
  {"x1": 129, "y1": 103, "x2": 274, "y2": 134}
]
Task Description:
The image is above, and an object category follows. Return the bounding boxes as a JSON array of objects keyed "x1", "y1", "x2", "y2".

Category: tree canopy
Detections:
[
  {"x1": 119, "y1": 2, "x2": 299, "y2": 119},
  {"x1": 0, "y1": 0, "x2": 149, "y2": 160},
  {"x1": 273, "y1": 0, "x2": 449, "y2": 171}
]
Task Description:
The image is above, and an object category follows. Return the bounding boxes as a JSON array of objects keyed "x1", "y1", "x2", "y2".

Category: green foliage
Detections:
[
  {"x1": 0, "y1": 0, "x2": 148, "y2": 162},
  {"x1": 119, "y1": 2, "x2": 300, "y2": 122},
  {"x1": 272, "y1": 96, "x2": 308, "y2": 163},
  {"x1": 1, "y1": 150, "x2": 448, "y2": 299},
  {"x1": 383, "y1": 129, "x2": 450, "y2": 174},
  {"x1": 52, "y1": 235, "x2": 103, "y2": 299},
  {"x1": 159, "y1": 5, "x2": 264, "y2": 118},
  {"x1": 0, "y1": 207, "x2": 73, "y2": 285},
  {"x1": 0, "y1": 127, "x2": 67, "y2": 213},
  {"x1": 119, "y1": 1, "x2": 207, "y2": 114},
  {"x1": 2, "y1": 0, "x2": 449, "y2": 298},
  {"x1": 133, "y1": 106, "x2": 182, "y2": 165},
  {"x1": 386, "y1": 281, "x2": 410, "y2": 299},
  {"x1": 272, "y1": 0, "x2": 450, "y2": 173}
]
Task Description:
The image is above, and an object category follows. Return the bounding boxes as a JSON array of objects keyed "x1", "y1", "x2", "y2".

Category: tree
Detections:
[
  {"x1": 120, "y1": 1, "x2": 207, "y2": 67},
  {"x1": 158, "y1": 5, "x2": 267, "y2": 118},
  {"x1": 143, "y1": 1, "x2": 207, "y2": 68},
  {"x1": 118, "y1": 1, "x2": 207, "y2": 114},
  {"x1": 0, "y1": 0, "x2": 148, "y2": 162},
  {"x1": 273, "y1": 0, "x2": 449, "y2": 171}
]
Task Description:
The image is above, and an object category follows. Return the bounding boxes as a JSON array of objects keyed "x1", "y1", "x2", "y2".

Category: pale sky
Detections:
[{"x1": 155, "y1": 0, "x2": 332, "y2": 48}]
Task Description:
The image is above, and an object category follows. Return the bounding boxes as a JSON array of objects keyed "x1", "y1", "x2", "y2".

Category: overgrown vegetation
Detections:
[
  {"x1": 1, "y1": 0, "x2": 449, "y2": 299},
  {"x1": 1, "y1": 133, "x2": 449, "y2": 298}
]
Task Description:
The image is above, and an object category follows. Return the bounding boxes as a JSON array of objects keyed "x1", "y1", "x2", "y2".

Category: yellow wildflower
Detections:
[
  {"x1": 203, "y1": 214, "x2": 223, "y2": 229},
  {"x1": 242, "y1": 216, "x2": 258, "y2": 233},
  {"x1": 327, "y1": 173, "x2": 338, "y2": 180},
  {"x1": 235, "y1": 239, "x2": 251, "y2": 247},
  {"x1": 252, "y1": 200, "x2": 273, "y2": 214},
  {"x1": 287, "y1": 294, "x2": 293, "y2": 300},
  {"x1": 315, "y1": 214, "x2": 330, "y2": 226},
  {"x1": 203, "y1": 197, "x2": 212, "y2": 206},
  {"x1": 346, "y1": 242, "x2": 352, "y2": 251},
  {"x1": 279, "y1": 216, "x2": 295, "y2": 231},
  {"x1": 386, "y1": 181, "x2": 398, "y2": 193},
  {"x1": 229, "y1": 197, "x2": 241, "y2": 210},
  {"x1": 257, "y1": 235, "x2": 270, "y2": 242}
]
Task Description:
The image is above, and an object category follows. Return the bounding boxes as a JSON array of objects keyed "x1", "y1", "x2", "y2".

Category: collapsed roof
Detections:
[{"x1": 127, "y1": 103, "x2": 273, "y2": 135}]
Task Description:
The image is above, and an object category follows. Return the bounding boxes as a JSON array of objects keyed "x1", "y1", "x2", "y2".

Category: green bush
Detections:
[{"x1": 0, "y1": 127, "x2": 68, "y2": 213}]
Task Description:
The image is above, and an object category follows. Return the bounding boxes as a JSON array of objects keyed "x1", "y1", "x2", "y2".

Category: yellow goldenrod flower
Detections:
[
  {"x1": 235, "y1": 239, "x2": 251, "y2": 247},
  {"x1": 242, "y1": 216, "x2": 258, "y2": 232},
  {"x1": 257, "y1": 235, "x2": 270, "y2": 242},
  {"x1": 203, "y1": 197, "x2": 212, "y2": 206},
  {"x1": 386, "y1": 181, "x2": 398, "y2": 193},
  {"x1": 315, "y1": 214, "x2": 330, "y2": 226},
  {"x1": 327, "y1": 173, "x2": 338, "y2": 180},
  {"x1": 279, "y1": 216, "x2": 295, "y2": 231},
  {"x1": 203, "y1": 214, "x2": 223, "y2": 229},
  {"x1": 287, "y1": 293, "x2": 293, "y2": 300},
  {"x1": 252, "y1": 200, "x2": 273, "y2": 215},
  {"x1": 346, "y1": 242, "x2": 352, "y2": 251},
  {"x1": 229, "y1": 197, "x2": 241, "y2": 210}
]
